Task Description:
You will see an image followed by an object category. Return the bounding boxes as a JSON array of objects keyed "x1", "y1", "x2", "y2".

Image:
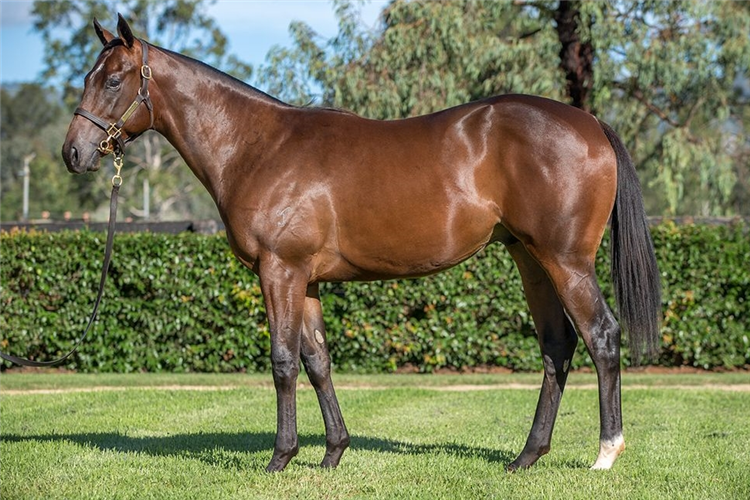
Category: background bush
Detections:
[{"x1": 1, "y1": 222, "x2": 748, "y2": 372}]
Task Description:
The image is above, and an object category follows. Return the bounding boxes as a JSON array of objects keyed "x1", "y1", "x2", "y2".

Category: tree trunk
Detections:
[{"x1": 554, "y1": 0, "x2": 594, "y2": 112}]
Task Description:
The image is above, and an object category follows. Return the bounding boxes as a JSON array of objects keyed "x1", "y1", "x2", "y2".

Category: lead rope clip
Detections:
[{"x1": 112, "y1": 154, "x2": 124, "y2": 187}]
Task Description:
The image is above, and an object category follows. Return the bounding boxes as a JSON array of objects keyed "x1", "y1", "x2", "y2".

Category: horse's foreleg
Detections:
[
  {"x1": 300, "y1": 283, "x2": 350, "y2": 468},
  {"x1": 260, "y1": 260, "x2": 308, "y2": 472},
  {"x1": 506, "y1": 243, "x2": 578, "y2": 471}
]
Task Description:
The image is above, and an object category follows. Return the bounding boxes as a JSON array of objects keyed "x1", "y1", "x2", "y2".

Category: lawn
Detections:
[{"x1": 1, "y1": 371, "x2": 748, "y2": 499}]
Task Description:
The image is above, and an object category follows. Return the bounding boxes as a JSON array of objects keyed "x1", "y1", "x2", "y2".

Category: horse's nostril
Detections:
[{"x1": 71, "y1": 146, "x2": 79, "y2": 163}]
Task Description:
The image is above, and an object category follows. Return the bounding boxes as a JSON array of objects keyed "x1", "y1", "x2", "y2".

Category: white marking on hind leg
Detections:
[{"x1": 591, "y1": 434, "x2": 625, "y2": 470}]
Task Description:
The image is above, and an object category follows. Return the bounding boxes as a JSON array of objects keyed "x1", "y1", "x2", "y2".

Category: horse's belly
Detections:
[{"x1": 330, "y1": 201, "x2": 498, "y2": 281}]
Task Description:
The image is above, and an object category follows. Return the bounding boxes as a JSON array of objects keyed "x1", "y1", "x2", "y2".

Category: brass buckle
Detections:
[
  {"x1": 97, "y1": 123, "x2": 122, "y2": 155},
  {"x1": 106, "y1": 123, "x2": 122, "y2": 139},
  {"x1": 141, "y1": 65, "x2": 152, "y2": 80}
]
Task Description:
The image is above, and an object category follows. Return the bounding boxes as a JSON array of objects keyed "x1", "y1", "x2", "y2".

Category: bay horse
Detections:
[{"x1": 62, "y1": 16, "x2": 661, "y2": 472}]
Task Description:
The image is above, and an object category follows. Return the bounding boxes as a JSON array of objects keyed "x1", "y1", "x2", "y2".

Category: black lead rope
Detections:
[
  {"x1": 0, "y1": 178, "x2": 120, "y2": 368},
  {"x1": 1, "y1": 41, "x2": 150, "y2": 367}
]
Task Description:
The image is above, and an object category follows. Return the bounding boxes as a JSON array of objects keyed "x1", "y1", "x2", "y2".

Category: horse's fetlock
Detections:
[
  {"x1": 328, "y1": 433, "x2": 350, "y2": 451},
  {"x1": 276, "y1": 437, "x2": 299, "y2": 458}
]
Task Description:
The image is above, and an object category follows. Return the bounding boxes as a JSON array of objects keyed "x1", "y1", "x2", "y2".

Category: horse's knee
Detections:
[
  {"x1": 271, "y1": 345, "x2": 300, "y2": 386},
  {"x1": 542, "y1": 353, "x2": 573, "y2": 383}
]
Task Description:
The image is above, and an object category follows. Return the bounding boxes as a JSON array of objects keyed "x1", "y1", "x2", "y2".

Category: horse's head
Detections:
[{"x1": 62, "y1": 15, "x2": 153, "y2": 174}]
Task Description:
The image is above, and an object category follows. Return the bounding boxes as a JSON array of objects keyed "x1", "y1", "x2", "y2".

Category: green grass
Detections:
[{"x1": 1, "y1": 372, "x2": 749, "y2": 499}]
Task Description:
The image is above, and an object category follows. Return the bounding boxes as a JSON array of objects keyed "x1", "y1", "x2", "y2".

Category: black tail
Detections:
[{"x1": 599, "y1": 121, "x2": 662, "y2": 364}]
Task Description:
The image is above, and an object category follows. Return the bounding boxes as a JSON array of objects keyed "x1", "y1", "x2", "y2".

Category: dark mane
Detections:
[
  {"x1": 155, "y1": 43, "x2": 360, "y2": 116},
  {"x1": 315, "y1": 106, "x2": 357, "y2": 116},
  {"x1": 157, "y1": 44, "x2": 288, "y2": 107},
  {"x1": 99, "y1": 37, "x2": 288, "y2": 108}
]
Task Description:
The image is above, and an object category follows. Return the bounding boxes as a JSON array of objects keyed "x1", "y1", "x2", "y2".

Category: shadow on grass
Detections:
[{"x1": 1, "y1": 431, "x2": 518, "y2": 469}]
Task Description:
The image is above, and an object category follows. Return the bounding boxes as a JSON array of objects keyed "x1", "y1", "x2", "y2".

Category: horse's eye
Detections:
[{"x1": 106, "y1": 77, "x2": 121, "y2": 90}]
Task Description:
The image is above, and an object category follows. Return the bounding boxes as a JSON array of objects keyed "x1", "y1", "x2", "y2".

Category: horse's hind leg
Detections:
[
  {"x1": 506, "y1": 242, "x2": 578, "y2": 471},
  {"x1": 300, "y1": 283, "x2": 350, "y2": 468},
  {"x1": 532, "y1": 254, "x2": 625, "y2": 470}
]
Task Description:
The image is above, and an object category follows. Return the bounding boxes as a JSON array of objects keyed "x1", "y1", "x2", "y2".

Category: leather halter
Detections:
[{"x1": 74, "y1": 40, "x2": 154, "y2": 156}]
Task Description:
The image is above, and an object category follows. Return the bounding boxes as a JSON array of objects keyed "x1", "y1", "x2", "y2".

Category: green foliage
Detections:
[
  {"x1": 2, "y1": 223, "x2": 749, "y2": 373},
  {"x1": 320, "y1": 253, "x2": 539, "y2": 372},
  {"x1": 0, "y1": 83, "x2": 62, "y2": 139},
  {"x1": 653, "y1": 222, "x2": 750, "y2": 369},
  {"x1": 260, "y1": 0, "x2": 564, "y2": 117},
  {"x1": 0, "y1": 231, "x2": 271, "y2": 373},
  {"x1": 31, "y1": 0, "x2": 252, "y2": 102},
  {"x1": 0, "y1": 84, "x2": 94, "y2": 221},
  {"x1": 24, "y1": 0, "x2": 244, "y2": 223},
  {"x1": 587, "y1": 1, "x2": 750, "y2": 216}
]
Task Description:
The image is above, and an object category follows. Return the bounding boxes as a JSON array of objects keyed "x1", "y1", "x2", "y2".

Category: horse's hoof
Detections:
[
  {"x1": 266, "y1": 447, "x2": 298, "y2": 472},
  {"x1": 320, "y1": 450, "x2": 345, "y2": 468},
  {"x1": 265, "y1": 459, "x2": 288, "y2": 473}
]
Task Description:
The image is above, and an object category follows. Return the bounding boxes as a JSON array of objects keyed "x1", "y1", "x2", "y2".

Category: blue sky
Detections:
[{"x1": 0, "y1": 0, "x2": 387, "y2": 85}]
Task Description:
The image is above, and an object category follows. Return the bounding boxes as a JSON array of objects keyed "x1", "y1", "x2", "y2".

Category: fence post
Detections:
[{"x1": 21, "y1": 153, "x2": 36, "y2": 222}]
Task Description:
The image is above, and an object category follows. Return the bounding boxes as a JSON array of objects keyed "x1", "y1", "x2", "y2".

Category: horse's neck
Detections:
[{"x1": 151, "y1": 47, "x2": 286, "y2": 202}]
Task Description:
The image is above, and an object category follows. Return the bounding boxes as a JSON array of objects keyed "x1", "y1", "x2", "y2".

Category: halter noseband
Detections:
[{"x1": 74, "y1": 40, "x2": 154, "y2": 157}]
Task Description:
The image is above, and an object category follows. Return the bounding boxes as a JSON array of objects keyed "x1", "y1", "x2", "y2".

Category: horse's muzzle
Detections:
[{"x1": 62, "y1": 140, "x2": 101, "y2": 174}]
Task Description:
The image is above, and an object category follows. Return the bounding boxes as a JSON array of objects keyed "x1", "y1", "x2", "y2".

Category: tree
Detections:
[
  {"x1": 32, "y1": 0, "x2": 251, "y2": 103},
  {"x1": 1, "y1": 83, "x2": 62, "y2": 140},
  {"x1": 578, "y1": 0, "x2": 750, "y2": 215},
  {"x1": 1, "y1": 84, "x2": 93, "y2": 221},
  {"x1": 553, "y1": 0, "x2": 594, "y2": 113},
  {"x1": 258, "y1": 0, "x2": 750, "y2": 216},
  {"x1": 260, "y1": 0, "x2": 565, "y2": 118},
  {"x1": 31, "y1": 0, "x2": 251, "y2": 221}
]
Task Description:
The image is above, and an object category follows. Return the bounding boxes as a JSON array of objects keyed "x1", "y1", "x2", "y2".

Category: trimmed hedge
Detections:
[{"x1": 1, "y1": 222, "x2": 748, "y2": 372}]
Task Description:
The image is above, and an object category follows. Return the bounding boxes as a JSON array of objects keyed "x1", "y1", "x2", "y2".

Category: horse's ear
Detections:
[
  {"x1": 93, "y1": 18, "x2": 115, "y2": 46},
  {"x1": 116, "y1": 13, "x2": 135, "y2": 48}
]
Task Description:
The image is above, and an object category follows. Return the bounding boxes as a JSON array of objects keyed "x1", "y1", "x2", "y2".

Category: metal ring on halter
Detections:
[{"x1": 99, "y1": 139, "x2": 115, "y2": 155}]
